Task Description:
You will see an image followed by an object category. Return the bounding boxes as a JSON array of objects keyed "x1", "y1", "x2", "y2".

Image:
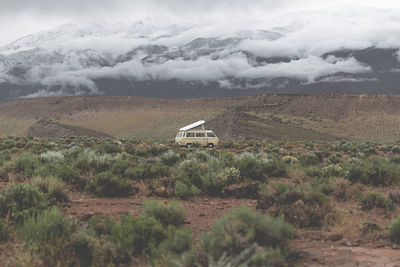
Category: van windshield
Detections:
[
  {"x1": 207, "y1": 132, "x2": 216, "y2": 137},
  {"x1": 176, "y1": 132, "x2": 183, "y2": 137}
]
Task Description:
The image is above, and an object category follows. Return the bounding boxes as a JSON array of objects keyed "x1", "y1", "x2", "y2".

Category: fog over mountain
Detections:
[{"x1": 1, "y1": 1, "x2": 400, "y2": 101}]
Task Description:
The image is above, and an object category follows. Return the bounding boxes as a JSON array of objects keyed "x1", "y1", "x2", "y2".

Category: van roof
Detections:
[{"x1": 179, "y1": 120, "x2": 205, "y2": 131}]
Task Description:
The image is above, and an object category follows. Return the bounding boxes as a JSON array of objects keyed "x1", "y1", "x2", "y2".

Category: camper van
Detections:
[{"x1": 175, "y1": 120, "x2": 219, "y2": 148}]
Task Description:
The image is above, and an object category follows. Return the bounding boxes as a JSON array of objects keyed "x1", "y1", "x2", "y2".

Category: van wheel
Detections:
[
  {"x1": 186, "y1": 143, "x2": 192, "y2": 148},
  {"x1": 207, "y1": 143, "x2": 214, "y2": 148}
]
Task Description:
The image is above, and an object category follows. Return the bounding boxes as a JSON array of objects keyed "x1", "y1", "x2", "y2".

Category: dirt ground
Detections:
[{"x1": 60, "y1": 185, "x2": 400, "y2": 267}]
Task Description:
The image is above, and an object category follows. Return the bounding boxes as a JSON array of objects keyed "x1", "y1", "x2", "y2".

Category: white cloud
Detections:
[{"x1": 1, "y1": 1, "x2": 400, "y2": 96}]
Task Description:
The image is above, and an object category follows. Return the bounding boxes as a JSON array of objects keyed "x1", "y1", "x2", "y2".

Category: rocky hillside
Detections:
[{"x1": 1, "y1": 94, "x2": 400, "y2": 142}]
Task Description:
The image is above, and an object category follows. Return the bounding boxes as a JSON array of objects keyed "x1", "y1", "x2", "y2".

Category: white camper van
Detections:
[{"x1": 175, "y1": 120, "x2": 219, "y2": 148}]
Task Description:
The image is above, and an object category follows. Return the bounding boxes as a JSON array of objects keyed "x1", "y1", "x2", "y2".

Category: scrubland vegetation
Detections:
[{"x1": 0, "y1": 137, "x2": 399, "y2": 265}]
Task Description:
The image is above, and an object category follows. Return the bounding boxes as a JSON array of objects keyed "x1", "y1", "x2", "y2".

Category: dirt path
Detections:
[{"x1": 298, "y1": 245, "x2": 400, "y2": 267}]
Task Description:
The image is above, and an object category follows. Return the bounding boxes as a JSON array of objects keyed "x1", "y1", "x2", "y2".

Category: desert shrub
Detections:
[
  {"x1": 321, "y1": 164, "x2": 343, "y2": 177},
  {"x1": 389, "y1": 214, "x2": 400, "y2": 244},
  {"x1": 202, "y1": 167, "x2": 241, "y2": 195},
  {"x1": 125, "y1": 161, "x2": 170, "y2": 180},
  {"x1": 267, "y1": 145, "x2": 280, "y2": 153},
  {"x1": 141, "y1": 200, "x2": 185, "y2": 227},
  {"x1": 14, "y1": 153, "x2": 40, "y2": 177},
  {"x1": 86, "y1": 171, "x2": 135, "y2": 197},
  {"x1": 173, "y1": 181, "x2": 200, "y2": 200},
  {"x1": 189, "y1": 207, "x2": 293, "y2": 267},
  {"x1": 40, "y1": 151, "x2": 65, "y2": 162},
  {"x1": 311, "y1": 178, "x2": 336, "y2": 195},
  {"x1": 220, "y1": 140, "x2": 234, "y2": 149},
  {"x1": 148, "y1": 145, "x2": 168, "y2": 157},
  {"x1": 391, "y1": 146, "x2": 400, "y2": 154},
  {"x1": 0, "y1": 184, "x2": 49, "y2": 223},
  {"x1": 31, "y1": 176, "x2": 68, "y2": 202},
  {"x1": 16, "y1": 208, "x2": 122, "y2": 267},
  {"x1": 17, "y1": 207, "x2": 73, "y2": 245},
  {"x1": 176, "y1": 159, "x2": 206, "y2": 188},
  {"x1": 0, "y1": 151, "x2": 11, "y2": 165},
  {"x1": 199, "y1": 155, "x2": 240, "y2": 195},
  {"x1": 257, "y1": 183, "x2": 331, "y2": 228},
  {"x1": 68, "y1": 230, "x2": 128, "y2": 267},
  {"x1": 234, "y1": 153, "x2": 286, "y2": 181},
  {"x1": 328, "y1": 154, "x2": 341, "y2": 164},
  {"x1": 72, "y1": 149, "x2": 114, "y2": 173},
  {"x1": 160, "y1": 150, "x2": 181, "y2": 166},
  {"x1": 304, "y1": 166, "x2": 322, "y2": 177},
  {"x1": 345, "y1": 157, "x2": 400, "y2": 186},
  {"x1": 96, "y1": 142, "x2": 122, "y2": 154},
  {"x1": 298, "y1": 153, "x2": 321, "y2": 167},
  {"x1": 109, "y1": 157, "x2": 130, "y2": 177},
  {"x1": 332, "y1": 179, "x2": 361, "y2": 201},
  {"x1": 358, "y1": 142, "x2": 377, "y2": 156},
  {"x1": 109, "y1": 215, "x2": 166, "y2": 256},
  {"x1": 359, "y1": 192, "x2": 393, "y2": 211},
  {"x1": 0, "y1": 218, "x2": 11, "y2": 243},
  {"x1": 282, "y1": 156, "x2": 299, "y2": 165},
  {"x1": 389, "y1": 189, "x2": 400, "y2": 204},
  {"x1": 153, "y1": 226, "x2": 192, "y2": 265},
  {"x1": 34, "y1": 162, "x2": 61, "y2": 178},
  {"x1": 56, "y1": 164, "x2": 81, "y2": 185}
]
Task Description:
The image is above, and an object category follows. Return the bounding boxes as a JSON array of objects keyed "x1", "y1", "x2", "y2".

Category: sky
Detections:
[{"x1": 1, "y1": 0, "x2": 400, "y2": 46}]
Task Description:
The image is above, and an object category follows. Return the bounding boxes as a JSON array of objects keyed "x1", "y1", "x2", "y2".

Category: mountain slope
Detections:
[
  {"x1": 1, "y1": 11, "x2": 400, "y2": 101},
  {"x1": 1, "y1": 94, "x2": 400, "y2": 142}
]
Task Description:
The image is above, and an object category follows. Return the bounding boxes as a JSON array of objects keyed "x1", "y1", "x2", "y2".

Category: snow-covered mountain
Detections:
[{"x1": 1, "y1": 10, "x2": 400, "y2": 101}]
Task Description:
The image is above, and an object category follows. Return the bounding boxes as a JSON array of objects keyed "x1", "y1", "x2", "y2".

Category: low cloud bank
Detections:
[{"x1": 0, "y1": 5, "x2": 400, "y2": 96}]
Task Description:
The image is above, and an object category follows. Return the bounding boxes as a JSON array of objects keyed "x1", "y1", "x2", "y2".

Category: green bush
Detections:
[
  {"x1": 0, "y1": 151, "x2": 11, "y2": 166},
  {"x1": 389, "y1": 214, "x2": 400, "y2": 244},
  {"x1": 389, "y1": 189, "x2": 400, "y2": 204},
  {"x1": 31, "y1": 176, "x2": 68, "y2": 202},
  {"x1": 220, "y1": 140, "x2": 234, "y2": 149},
  {"x1": 124, "y1": 162, "x2": 170, "y2": 180},
  {"x1": 257, "y1": 183, "x2": 331, "y2": 228},
  {"x1": 359, "y1": 192, "x2": 393, "y2": 211},
  {"x1": 0, "y1": 184, "x2": 49, "y2": 223},
  {"x1": 234, "y1": 153, "x2": 286, "y2": 181},
  {"x1": 160, "y1": 150, "x2": 181, "y2": 166},
  {"x1": 177, "y1": 159, "x2": 206, "y2": 188},
  {"x1": 40, "y1": 151, "x2": 65, "y2": 162},
  {"x1": 109, "y1": 215, "x2": 166, "y2": 256},
  {"x1": 17, "y1": 207, "x2": 73, "y2": 244},
  {"x1": 173, "y1": 181, "x2": 200, "y2": 200},
  {"x1": 345, "y1": 158, "x2": 400, "y2": 186},
  {"x1": 298, "y1": 153, "x2": 321, "y2": 167},
  {"x1": 86, "y1": 171, "x2": 135, "y2": 197},
  {"x1": 141, "y1": 200, "x2": 185, "y2": 227},
  {"x1": 201, "y1": 167, "x2": 241, "y2": 195},
  {"x1": 14, "y1": 153, "x2": 40, "y2": 177},
  {"x1": 391, "y1": 146, "x2": 400, "y2": 154},
  {"x1": 321, "y1": 164, "x2": 343, "y2": 177},
  {"x1": 68, "y1": 230, "x2": 126, "y2": 267},
  {"x1": 95, "y1": 142, "x2": 122, "y2": 154},
  {"x1": 56, "y1": 164, "x2": 81, "y2": 185},
  {"x1": 190, "y1": 207, "x2": 293, "y2": 267},
  {"x1": 0, "y1": 218, "x2": 11, "y2": 243}
]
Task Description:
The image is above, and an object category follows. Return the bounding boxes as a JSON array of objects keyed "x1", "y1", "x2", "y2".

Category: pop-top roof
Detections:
[{"x1": 179, "y1": 120, "x2": 205, "y2": 131}]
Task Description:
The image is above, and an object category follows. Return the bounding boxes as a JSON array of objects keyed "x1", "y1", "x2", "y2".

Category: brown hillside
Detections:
[{"x1": 1, "y1": 94, "x2": 400, "y2": 141}]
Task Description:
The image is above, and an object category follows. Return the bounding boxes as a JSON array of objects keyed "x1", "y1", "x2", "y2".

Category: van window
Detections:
[
  {"x1": 186, "y1": 133, "x2": 195, "y2": 137},
  {"x1": 196, "y1": 133, "x2": 205, "y2": 137},
  {"x1": 176, "y1": 132, "x2": 183, "y2": 137},
  {"x1": 207, "y1": 132, "x2": 216, "y2": 137}
]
